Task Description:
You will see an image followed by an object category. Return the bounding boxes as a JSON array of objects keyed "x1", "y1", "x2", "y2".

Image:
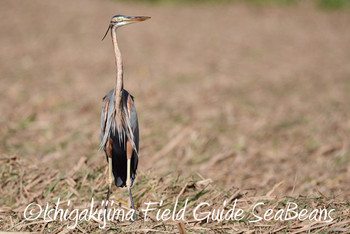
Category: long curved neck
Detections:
[{"x1": 111, "y1": 27, "x2": 123, "y2": 107}]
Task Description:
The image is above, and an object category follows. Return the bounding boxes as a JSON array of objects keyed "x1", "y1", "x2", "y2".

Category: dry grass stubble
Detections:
[{"x1": 0, "y1": 0, "x2": 350, "y2": 232}]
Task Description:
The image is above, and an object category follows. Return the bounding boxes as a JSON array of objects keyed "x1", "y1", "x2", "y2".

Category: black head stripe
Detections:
[{"x1": 102, "y1": 25, "x2": 111, "y2": 41}]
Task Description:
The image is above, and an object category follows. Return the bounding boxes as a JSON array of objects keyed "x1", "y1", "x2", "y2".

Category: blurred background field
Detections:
[{"x1": 1, "y1": 0, "x2": 350, "y2": 232}]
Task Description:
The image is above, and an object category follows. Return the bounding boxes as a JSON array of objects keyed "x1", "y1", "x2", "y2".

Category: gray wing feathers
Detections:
[
  {"x1": 123, "y1": 93, "x2": 139, "y2": 155},
  {"x1": 100, "y1": 89, "x2": 115, "y2": 151},
  {"x1": 100, "y1": 89, "x2": 139, "y2": 155}
]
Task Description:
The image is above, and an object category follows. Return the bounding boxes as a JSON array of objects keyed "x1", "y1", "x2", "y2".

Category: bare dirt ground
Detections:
[{"x1": 1, "y1": 0, "x2": 350, "y2": 232}]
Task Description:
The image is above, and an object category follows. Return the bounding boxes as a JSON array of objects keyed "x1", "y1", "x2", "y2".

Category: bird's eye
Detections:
[{"x1": 112, "y1": 17, "x2": 122, "y2": 22}]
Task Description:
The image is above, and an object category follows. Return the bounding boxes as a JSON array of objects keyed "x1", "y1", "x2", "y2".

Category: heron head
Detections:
[
  {"x1": 102, "y1": 15, "x2": 151, "y2": 40},
  {"x1": 111, "y1": 15, "x2": 151, "y2": 27}
]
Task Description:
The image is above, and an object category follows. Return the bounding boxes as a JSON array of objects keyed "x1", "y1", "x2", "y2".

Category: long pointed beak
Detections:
[{"x1": 126, "y1": 16, "x2": 151, "y2": 22}]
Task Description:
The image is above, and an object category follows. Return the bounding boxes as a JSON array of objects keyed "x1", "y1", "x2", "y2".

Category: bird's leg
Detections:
[
  {"x1": 105, "y1": 139, "x2": 114, "y2": 212},
  {"x1": 126, "y1": 140, "x2": 137, "y2": 221}
]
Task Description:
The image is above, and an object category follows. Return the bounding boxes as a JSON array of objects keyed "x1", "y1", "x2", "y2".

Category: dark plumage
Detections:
[{"x1": 100, "y1": 89, "x2": 139, "y2": 187}]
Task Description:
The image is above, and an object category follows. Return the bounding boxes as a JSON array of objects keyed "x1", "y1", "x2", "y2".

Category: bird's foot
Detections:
[{"x1": 128, "y1": 188, "x2": 137, "y2": 221}]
